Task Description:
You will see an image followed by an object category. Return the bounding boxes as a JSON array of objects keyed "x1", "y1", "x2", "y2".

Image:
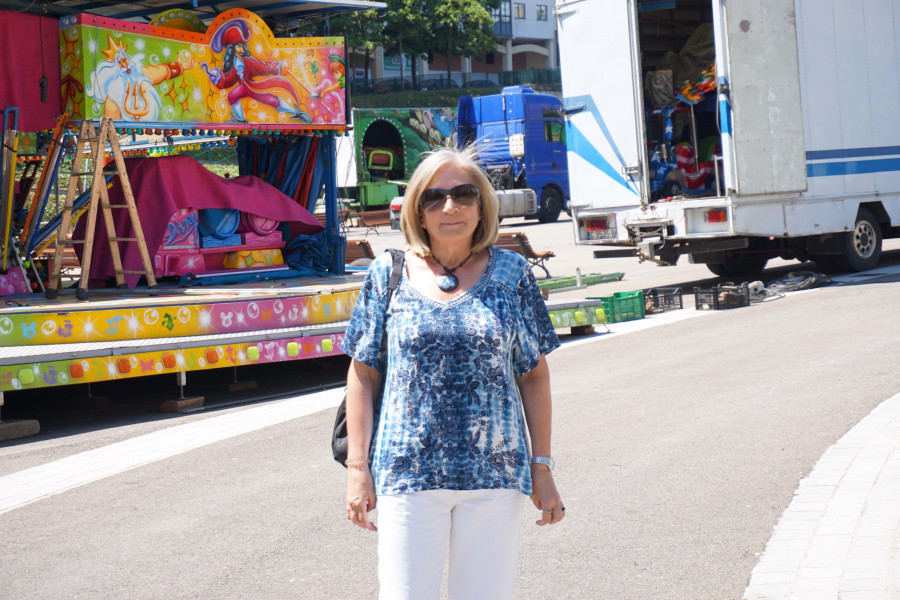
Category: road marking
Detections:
[{"x1": 0, "y1": 387, "x2": 345, "y2": 516}]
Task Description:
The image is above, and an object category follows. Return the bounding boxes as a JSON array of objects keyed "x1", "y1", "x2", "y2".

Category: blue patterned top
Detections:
[{"x1": 341, "y1": 247, "x2": 560, "y2": 496}]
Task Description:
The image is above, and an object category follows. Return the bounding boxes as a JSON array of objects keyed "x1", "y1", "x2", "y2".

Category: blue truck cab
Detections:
[{"x1": 457, "y1": 86, "x2": 569, "y2": 223}]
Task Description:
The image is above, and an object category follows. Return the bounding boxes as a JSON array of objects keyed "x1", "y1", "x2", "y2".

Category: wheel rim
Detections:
[
  {"x1": 544, "y1": 193, "x2": 559, "y2": 215},
  {"x1": 854, "y1": 220, "x2": 877, "y2": 259}
]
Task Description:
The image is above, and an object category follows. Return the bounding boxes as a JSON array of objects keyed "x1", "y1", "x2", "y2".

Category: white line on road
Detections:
[{"x1": 0, "y1": 387, "x2": 345, "y2": 516}]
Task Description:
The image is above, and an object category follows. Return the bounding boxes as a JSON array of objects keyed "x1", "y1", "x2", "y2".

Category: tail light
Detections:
[{"x1": 704, "y1": 209, "x2": 727, "y2": 223}]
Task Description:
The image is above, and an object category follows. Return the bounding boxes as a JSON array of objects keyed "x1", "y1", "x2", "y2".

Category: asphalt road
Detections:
[{"x1": 2, "y1": 217, "x2": 900, "y2": 599}]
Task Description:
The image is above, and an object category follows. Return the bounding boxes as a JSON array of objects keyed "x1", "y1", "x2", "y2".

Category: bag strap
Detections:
[
  {"x1": 376, "y1": 249, "x2": 404, "y2": 358},
  {"x1": 385, "y1": 248, "x2": 404, "y2": 301}
]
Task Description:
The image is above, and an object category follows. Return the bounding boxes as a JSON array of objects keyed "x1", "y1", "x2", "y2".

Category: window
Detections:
[
  {"x1": 491, "y1": 1, "x2": 513, "y2": 37},
  {"x1": 544, "y1": 121, "x2": 565, "y2": 144},
  {"x1": 514, "y1": 3, "x2": 525, "y2": 19},
  {"x1": 536, "y1": 4, "x2": 548, "y2": 20}
]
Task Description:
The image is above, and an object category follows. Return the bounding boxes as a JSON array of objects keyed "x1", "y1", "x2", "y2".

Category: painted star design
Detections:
[{"x1": 101, "y1": 34, "x2": 127, "y2": 62}]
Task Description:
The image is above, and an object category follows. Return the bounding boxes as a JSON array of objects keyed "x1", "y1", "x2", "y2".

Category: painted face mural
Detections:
[{"x1": 61, "y1": 8, "x2": 347, "y2": 128}]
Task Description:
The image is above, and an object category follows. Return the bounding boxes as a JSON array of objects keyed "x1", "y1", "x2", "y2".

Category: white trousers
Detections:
[{"x1": 376, "y1": 489, "x2": 525, "y2": 600}]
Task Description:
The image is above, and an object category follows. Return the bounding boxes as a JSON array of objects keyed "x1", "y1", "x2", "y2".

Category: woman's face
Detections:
[{"x1": 420, "y1": 167, "x2": 482, "y2": 248}]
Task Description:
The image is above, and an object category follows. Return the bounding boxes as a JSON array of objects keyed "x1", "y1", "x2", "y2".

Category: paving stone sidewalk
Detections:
[{"x1": 743, "y1": 392, "x2": 900, "y2": 600}]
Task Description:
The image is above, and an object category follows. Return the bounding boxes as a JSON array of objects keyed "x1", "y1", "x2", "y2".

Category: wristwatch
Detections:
[{"x1": 530, "y1": 456, "x2": 555, "y2": 471}]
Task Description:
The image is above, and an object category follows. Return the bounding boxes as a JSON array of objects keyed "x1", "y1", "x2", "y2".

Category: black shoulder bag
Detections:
[{"x1": 332, "y1": 248, "x2": 404, "y2": 467}]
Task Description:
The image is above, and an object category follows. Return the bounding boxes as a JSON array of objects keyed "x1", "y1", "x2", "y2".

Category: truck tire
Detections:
[
  {"x1": 722, "y1": 256, "x2": 768, "y2": 277},
  {"x1": 706, "y1": 263, "x2": 730, "y2": 277},
  {"x1": 810, "y1": 254, "x2": 839, "y2": 273},
  {"x1": 538, "y1": 188, "x2": 563, "y2": 223},
  {"x1": 833, "y1": 208, "x2": 882, "y2": 272},
  {"x1": 706, "y1": 256, "x2": 768, "y2": 278}
]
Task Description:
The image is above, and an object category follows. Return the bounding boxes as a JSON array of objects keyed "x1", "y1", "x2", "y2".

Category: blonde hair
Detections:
[{"x1": 399, "y1": 145, "x2": 500, "y2": 256}]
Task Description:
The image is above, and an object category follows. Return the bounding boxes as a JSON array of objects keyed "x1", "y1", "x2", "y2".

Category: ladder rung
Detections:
[
  {"x1": 109, "y1": 237, "x2": 138, "y2": 242},
  {"x1": 101, "y1": 204, "x2": 129, "y2": 209},
  {"x1": 117, "y1": 270, "x2": 149, "y2": 275},
  {"x1": 62, "y1": 239, "x2": 86, "y2": 244},
  {"x1": 71, "y1": 171, "x2": 95, "y2": 176}
]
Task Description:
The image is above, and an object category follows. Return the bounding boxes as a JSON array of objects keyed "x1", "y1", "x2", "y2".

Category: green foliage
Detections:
[
  {"x1": 348, "y1": 86, "x2": 503, "y2": 108},
  {"x1": 329, "y1": 10, "x2": 388, "y2": 81},
  {"x1": 381, "y1": 0, "x2": 500, "y2": 86}
]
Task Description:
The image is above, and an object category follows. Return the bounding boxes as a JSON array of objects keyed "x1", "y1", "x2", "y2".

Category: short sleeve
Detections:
[
  {"x1": 511, "y1": 264, "x2": 560, "y2": 377},
  {"x1": 340, "y1": 254, "x2": 392, "y2": 372}
]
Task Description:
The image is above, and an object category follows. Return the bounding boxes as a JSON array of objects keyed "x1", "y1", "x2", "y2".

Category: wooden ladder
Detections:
[{"x1": 46, "y1": 118, "x2": 157, "y2": 300}]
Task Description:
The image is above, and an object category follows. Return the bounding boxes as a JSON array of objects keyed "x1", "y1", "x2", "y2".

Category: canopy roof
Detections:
[{"x1": 0, "y1": 0, "x2": 385, "y2": 30}]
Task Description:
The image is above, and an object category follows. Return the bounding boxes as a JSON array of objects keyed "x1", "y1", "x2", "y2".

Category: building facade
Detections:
[{"x1": 357, "y1": 0, "x2": 558, "y2": 86}]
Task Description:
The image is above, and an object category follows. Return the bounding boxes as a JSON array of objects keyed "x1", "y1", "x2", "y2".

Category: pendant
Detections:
[{"x1": 437, "y1": 273, "x2": 459, "y2": 292}]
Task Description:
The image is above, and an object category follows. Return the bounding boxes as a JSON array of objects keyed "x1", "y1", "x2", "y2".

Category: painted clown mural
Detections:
[{"x1": 59, "y1": 8, "x2": 346, "y2": 128}]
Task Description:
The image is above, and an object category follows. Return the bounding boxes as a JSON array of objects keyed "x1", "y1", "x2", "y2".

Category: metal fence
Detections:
[{"x1": 349, "y1": 67, "x2": 560, "y2": 95}]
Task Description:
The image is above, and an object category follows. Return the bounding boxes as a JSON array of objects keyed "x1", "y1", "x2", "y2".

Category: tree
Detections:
[
  {"x1": 432, "y1": 0, "x2": 499, "y2": 83},
  {"x1": 329, "y1": 10, "x2": 388, "y2": 84},
  {"x1": 382, "y1": 0, "x2": 434, "y2": 87},
  {"x1": 383, "y1": 0, "x2": 498, "y2": 88}
]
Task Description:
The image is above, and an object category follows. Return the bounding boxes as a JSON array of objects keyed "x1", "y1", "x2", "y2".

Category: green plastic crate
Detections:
[{"x1": 587, "y1": 291, "x2": 646, "y2": 323}]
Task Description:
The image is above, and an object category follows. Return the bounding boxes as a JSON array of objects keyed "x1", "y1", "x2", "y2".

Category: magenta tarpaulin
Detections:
[
  {"x1": 75, "y1": 155, "x2": 324, "y2": 287},
  {"x1": 0, "y1": 11, "x2": 62, "y2": 132}
]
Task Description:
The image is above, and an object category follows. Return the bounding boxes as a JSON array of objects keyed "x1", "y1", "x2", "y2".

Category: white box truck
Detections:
[{"x1": 557, "y1": 0, "x2": 900, "y2": 276}]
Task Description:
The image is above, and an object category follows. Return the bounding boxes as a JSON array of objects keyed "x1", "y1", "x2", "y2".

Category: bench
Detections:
[
  {"x1": 356, "y1": 209, "x2": 392, "y2": 236},
  {"x1": 495, "y1": 231, "x2": 555, "y2": 278},
  {"x1": 36, "y1": 246, "x2": 81, "y2": 279},
  {"x1": 345, "y1": 238, "x2": 376, "y2": 265},
  {"x1": 312, "y1": 210, "x2": 349, "y2": 227}
]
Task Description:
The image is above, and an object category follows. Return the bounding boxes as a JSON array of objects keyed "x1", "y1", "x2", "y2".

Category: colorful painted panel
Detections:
[
  {"x1": 0, "y1": 331, "x2": 345, "y2": 392},
  {"x1": 0, "y1": 269, "x2": 32, "y2": 296},
  {"x1": 59, "y1": 8, "x2": 346, "y2": 130},
  {"x1": 547, "y1": 306, "x2": 606, "y2": 329},
  {"x1": 162, "y1": 208, "x2": 199, "y2": 249},
  {"x1": 0, "y1": 289, "x2": 359, "y2": 346}
]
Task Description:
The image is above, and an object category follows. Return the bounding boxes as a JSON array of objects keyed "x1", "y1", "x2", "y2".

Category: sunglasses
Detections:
[{"x1": 419, "y1": 184, "x2": 481, "y2": 212}]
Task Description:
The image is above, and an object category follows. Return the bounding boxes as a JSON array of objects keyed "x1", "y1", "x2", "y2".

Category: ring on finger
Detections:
[{"x1": 541, "y1": 508, "x2": 553, "y2": 513}]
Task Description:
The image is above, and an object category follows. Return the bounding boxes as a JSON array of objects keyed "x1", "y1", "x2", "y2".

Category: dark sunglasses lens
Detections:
[
  {"x1": 451, "y1": 184, "x2": 480, "y2": 206},
  {"x1": 420, "y1": 185, "x2": 480, "y2": 211},
  {"x1": 420, "y1": 189, "x2": 446, "y2": 211}
]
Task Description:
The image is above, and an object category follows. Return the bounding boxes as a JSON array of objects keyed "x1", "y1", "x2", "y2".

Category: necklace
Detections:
[{"x1": 431, "y1": 251, "x2": 473, "y2": 292}]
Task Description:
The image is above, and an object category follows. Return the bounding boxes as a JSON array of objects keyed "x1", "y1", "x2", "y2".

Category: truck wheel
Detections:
[
  {"x1": 721, "y1": 256, "x2": 768, "y2": 277},
  {"x1": 833, "y1": 208, "x2": 882, "y2": 272},
  {"x1": 810, "y1": 254, "x2": 838, "y2": 273},
  {"x1": 707, "y1": 263, "x2": 730, "y2": 277},
  {"x1": 538, "y1": 188, "x2": 563, "y2": 223},
  {"x1": 706, "y1": 256, "x2": 768, "y2": 278}
]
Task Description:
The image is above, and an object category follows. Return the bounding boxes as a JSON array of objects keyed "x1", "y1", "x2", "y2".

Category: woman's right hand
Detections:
[{"x1": 346, "y1": 467, "x2": 378, "y2": 531}]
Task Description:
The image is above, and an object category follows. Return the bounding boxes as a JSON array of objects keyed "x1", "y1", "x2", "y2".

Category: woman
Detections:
[{"x1": 341, "y1": 146, "x2": 564, "y2": 599}]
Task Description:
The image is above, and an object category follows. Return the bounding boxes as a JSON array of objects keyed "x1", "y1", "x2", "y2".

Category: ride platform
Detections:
[{"x1": 0, "y1": 275, "x2": 363, "y2": 393}]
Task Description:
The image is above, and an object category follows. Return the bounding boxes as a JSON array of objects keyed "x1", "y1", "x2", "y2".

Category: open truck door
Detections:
[
  {"x1": 556, "y1": 0, "x2": 647, "y2": 212},
  {"x1": 718, "y1": 0, "x2": 807, "y2": 196}
]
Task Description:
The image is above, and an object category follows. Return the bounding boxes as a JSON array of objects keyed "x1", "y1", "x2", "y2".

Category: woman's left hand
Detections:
[{"x1": 530, "y1": 468, "x2": 565, "y2": 526}]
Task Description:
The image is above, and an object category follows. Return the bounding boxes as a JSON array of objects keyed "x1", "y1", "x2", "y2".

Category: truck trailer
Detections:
[{"x1": 557, "y1": 0, "x2": 900, "y2": 276}]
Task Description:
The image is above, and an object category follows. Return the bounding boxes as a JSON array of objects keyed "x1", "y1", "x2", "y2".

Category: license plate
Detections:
[{"x1": 588, "y1": 229, "x2": 616, "y2": 240}]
